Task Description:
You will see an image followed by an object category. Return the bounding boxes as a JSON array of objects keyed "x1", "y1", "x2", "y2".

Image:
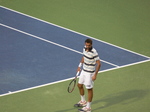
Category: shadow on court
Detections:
[
  {"x1": 54, "y1": 89, "x2": 149, "y2": 112},
  {"x1": 92, "y1": 89, "x2": 150, "y2": 111}
]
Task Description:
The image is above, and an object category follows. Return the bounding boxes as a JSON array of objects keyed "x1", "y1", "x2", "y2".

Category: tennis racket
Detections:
[{"x1": 67, "y1": 71, "x2": 80, "y2": 93}]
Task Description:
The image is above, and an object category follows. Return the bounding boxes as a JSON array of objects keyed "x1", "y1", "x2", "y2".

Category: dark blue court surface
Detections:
[{"x1": 0, "y1": 6, "x2": 149, "y2": 95}]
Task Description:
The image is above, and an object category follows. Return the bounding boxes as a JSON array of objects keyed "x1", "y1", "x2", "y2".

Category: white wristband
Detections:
[{"x1": 78, "y1": 63, "x2": 82, "y2": 67}]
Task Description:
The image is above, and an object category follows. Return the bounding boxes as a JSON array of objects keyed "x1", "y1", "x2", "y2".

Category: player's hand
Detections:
[{"x1": 92, "y1": 75, "x2": 97, "y2": 81}]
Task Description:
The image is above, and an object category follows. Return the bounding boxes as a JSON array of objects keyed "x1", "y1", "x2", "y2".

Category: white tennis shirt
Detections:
[{"x1": 83, "y1": 47, "x2": 100, "y2": 73}]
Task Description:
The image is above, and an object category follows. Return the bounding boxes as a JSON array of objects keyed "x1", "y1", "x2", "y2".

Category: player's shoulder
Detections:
[{"x1": 91, "y1": 47, "x2": 97, "y2": 53}]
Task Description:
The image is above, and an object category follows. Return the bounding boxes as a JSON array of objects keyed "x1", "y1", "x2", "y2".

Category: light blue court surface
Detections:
[{"x1": 0, "y1": 6, "x2": 149, "y2": 95}]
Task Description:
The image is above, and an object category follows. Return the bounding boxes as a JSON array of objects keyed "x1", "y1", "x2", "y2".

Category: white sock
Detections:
[
  {"x1": 80, "y1": 95, "x2": 85, "y2": 102},
  {"x1": 86, "y1": 102, "x2": 92, "y2": 108}
]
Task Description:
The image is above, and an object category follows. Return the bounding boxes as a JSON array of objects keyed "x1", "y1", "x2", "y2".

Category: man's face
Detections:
[{"x1": 85, "y1": 42, "x2": 92, "y2": 51}]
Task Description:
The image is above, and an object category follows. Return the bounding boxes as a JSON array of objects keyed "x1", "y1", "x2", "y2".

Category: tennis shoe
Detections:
[
  {"x1": 74, "y1": 101, "x2": 87, "y2": 107},
  {"x1": 78, "y1": 107, "x2": 91, "y2": 112}
]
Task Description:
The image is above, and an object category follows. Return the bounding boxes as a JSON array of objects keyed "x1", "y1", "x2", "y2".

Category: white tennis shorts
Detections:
[{"x1": 78, "y1": 70, "x2": 94, "y2": 89}]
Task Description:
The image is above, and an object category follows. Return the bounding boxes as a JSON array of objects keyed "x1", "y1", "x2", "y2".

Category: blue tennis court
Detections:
[{"x1": 0, "y1": 6, "x2": 149, "y2": 96}]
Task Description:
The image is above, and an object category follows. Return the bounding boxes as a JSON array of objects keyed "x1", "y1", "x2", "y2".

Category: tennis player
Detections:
[{"x1": 74, "y1": 39, "x2": 101, "y2": 112}]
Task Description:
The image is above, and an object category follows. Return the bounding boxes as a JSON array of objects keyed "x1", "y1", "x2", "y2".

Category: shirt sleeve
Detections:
[{"x1": 93, "y1": 50, "x2": 100, "y2": 61}]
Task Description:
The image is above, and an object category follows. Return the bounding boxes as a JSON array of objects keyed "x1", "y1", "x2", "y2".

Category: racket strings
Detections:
[{"x1": 68, "y1": 79, "x2": 76, "y2": 93}]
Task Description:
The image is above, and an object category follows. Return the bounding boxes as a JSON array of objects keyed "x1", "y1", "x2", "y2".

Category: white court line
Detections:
[
  {"x1": 0, "y1": 59, "x2": 149, "y2": 97},
  {"x1": 0, "y1": 23, "x2": 119, "y2": 67},
  {"x1": 0, "y1": 6, "x2": 149, "y2": 59}
]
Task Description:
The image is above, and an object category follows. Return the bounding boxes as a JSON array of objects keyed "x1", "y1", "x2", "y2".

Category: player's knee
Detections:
[{"x1": 78, "y1": 83, "x2": 83, "y2": 89}]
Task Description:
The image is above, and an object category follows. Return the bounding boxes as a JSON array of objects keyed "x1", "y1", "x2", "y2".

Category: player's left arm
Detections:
[{"x1": 92, "y1": 59, "x2": 101, "y2": 81}]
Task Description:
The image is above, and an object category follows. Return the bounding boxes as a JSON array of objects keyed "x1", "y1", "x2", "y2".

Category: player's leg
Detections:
[
  {"x1": 78, "y1": 89, "x2": 93, "y2": 112},
  {"x1": 74, "y1": 83, "x2": 87, "y2": 107},
  {"x1": 87, "y1": 88, "x2": 93, "y2": 108},
  {"x1": 78, "y1": 90, "x2": 92, "y2": 112},
  {"x1": 74, "y1": 71, "x2": 87, "y2": 107},
  {"x1": 87, "y1": 88, "x2": 93, "y2": 102},
  {"x1": 85, "y1": 72, "x2": 94, "y2": 103},
  {"x1": 78, "y1": 73, "x2": 94, "y2": 112},
  {"x1": 78, "y1": 83, "x2": 84, "y2": 96},
  {"x1": 78, "y1": 70, "x2": 86, "y2": 99}
]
